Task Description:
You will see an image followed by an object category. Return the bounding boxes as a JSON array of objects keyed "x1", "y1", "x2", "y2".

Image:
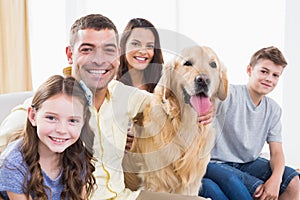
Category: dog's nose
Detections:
[
  {"x1": 195, "y1": 74, "x2": 210, "y2": 86},
  {"x1": 194, "y1": 74, "x2": 210, "y2": 93}
]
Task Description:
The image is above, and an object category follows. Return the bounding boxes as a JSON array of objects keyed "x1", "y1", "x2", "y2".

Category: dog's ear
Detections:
[
  {"x1": 217, "y1": 62, "x2": 228, "y2": 101},
  {"x1": 158, "y1": 60, "x2": 173, "y2": 100}
]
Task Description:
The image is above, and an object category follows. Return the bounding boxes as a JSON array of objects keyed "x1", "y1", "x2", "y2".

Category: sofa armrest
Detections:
[{"x1": 0, "y1": 91, "x2": 34, "y2": 124}]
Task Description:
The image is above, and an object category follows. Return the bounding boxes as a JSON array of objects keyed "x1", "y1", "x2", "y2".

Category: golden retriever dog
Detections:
[{"x1": 122, "y1": 45, "x2": 228, "y2": 196}]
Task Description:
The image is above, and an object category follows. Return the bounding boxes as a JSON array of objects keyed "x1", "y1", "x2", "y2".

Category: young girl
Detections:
[{"x1": 0, "y1": 75, "x2": 96, "y2": 200}]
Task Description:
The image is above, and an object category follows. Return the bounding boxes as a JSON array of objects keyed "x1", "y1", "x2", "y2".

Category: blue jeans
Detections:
[
  {"x1": 219, "y1": 157, "x2": 300, "y2": 196},
  {"x1": 199, "y1": 163, "x2": 252, "y2": 200},
  {"x1": 199, "y1": 178, "x2": 228, "y2": 200}
]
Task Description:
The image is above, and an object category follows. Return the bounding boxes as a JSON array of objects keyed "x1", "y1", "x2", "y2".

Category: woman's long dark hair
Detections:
[
  {"x1": 21, "y1": 75, "x2": 95, "y2": 199},
  {"x1": 117, "y1": 18, "x2": 164, "y2": 93}
]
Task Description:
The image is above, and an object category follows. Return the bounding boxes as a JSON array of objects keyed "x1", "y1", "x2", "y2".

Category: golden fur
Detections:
[{"x1": 123, "y1": 45, "x2": 228, "y2": 195}]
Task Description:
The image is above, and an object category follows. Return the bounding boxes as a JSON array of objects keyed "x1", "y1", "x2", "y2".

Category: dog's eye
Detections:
[
  {"x1": 184, "y1": 60, "x2": 193, "y2": 66},
  {"x1": 209, "y1": 61, "x2": 217, "y2": 68}
]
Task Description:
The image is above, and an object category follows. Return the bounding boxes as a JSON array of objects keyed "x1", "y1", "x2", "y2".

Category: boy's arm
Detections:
[
  {"x1": 255, "y1": 142, "x2": 285, "y2": 199},
  {"x1": 268, "y1": 141, "x2": 285, "y2": 185}
]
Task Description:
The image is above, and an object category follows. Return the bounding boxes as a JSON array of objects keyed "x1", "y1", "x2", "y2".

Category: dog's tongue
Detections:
[{"x1": 190, "y1": 95, "x2": 211, "y2": 115}]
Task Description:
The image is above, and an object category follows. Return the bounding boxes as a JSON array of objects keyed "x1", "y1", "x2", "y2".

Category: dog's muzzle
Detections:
[
  {"x1": 182, "y1": 74, "x2": 212, "y2": 115},
  {"x1": 194, "y1": 74, "x2": 210, "y2": 94}
]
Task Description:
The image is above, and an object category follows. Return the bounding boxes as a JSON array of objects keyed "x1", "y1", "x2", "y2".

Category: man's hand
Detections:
[{"x1": 198, "y1": 103, "x2": 216, "y2": 125}]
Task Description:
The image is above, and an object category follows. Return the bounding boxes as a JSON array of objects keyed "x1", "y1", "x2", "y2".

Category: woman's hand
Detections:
[{"x1": 125, "y1": 132, "x2": 134, "y2": 151}]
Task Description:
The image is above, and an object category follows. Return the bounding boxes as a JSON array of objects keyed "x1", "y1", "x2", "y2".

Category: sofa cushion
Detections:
[{"x1": 0, "y1": 91, "x2": 34, "y2": 123}]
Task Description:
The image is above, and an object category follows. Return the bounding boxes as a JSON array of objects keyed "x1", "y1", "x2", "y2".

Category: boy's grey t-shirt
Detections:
[
  {"x1": 211, "y1": 84, "x2": 282, "y2": 163},
  {"x1": 0, "y1": 139, "x2": 63, "y2": 199}
]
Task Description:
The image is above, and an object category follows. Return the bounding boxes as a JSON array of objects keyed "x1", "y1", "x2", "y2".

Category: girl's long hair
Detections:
[
  {"x1": 117, "y1": 18, "x2": 164, "y2": 93},
  {"x1": 21, "y1": 75, "x2": 95, "y2": 200}
]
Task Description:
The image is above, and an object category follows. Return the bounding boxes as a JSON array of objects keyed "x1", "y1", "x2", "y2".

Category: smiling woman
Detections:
[{"x1": 117, "y1": 18, "x2": 164, "y2": 93}]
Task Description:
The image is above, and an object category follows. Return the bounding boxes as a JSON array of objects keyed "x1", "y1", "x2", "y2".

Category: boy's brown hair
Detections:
[{"x1": 249, "y1": 46, "x2": 287, "y2": 68}]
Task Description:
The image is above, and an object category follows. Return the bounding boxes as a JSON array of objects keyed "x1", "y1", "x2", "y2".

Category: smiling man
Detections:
[{"x1": 64, "y1": 14, "x2": 209, "y2": 200}]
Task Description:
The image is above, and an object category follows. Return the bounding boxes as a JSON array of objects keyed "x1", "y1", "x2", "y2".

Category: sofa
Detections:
[{"x1": 0, "y1": 91, "x2": 34, "y2": 124}]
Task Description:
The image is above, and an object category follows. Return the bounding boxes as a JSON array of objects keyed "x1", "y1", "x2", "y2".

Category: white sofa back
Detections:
[{"x1": 0, "y1": 91, "x2": 34, "y2": 123}]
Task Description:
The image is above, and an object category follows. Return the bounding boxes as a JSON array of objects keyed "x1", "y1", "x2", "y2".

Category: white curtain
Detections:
[{"x1": 0, "y1": 0, "x2": 32, "y2": 93}]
